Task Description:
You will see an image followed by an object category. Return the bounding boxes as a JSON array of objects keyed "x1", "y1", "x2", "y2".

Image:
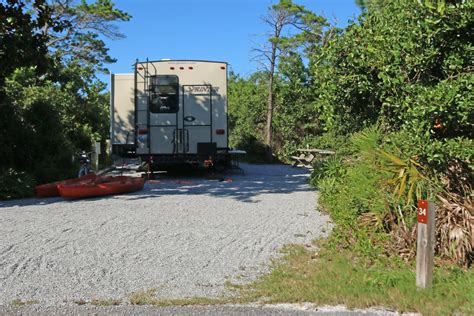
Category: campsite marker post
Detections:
[{"x1": 416, "y1": 200, "x2": 435, "y2": 289}]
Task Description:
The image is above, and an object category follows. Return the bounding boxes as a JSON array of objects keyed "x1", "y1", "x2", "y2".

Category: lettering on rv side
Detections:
[{"x1": 185, "y1": 86, "x2": 220, "y2": 94}]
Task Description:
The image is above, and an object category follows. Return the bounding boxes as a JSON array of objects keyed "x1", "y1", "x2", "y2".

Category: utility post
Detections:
[
  {"x1": 93, "y1": 141, "x2": 101, "y2": 171},
  {"x1": 416, "y1": 200, "x2": 436, "y2": 289}
]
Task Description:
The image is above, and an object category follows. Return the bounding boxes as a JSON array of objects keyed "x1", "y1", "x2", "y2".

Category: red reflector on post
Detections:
[
  {"x1": 138, "y1": 129, "x2": 148, "y2": 135},
  {"x1": 417, "y1": 200, "x2": 428, "y2": 224},
  {"x1": 216, "y1": 129, "x2": 225, "y2": 135}
]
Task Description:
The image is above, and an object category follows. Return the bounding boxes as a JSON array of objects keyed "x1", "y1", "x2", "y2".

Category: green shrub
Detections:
[
  {"x1": 0, "y1": 169, "x2": 35, "y2": 199},
  {"x1": 316, "y1": 127, "x2": 387, "y2": 226},
  {"x1": 318, "y1": 157, "x2": 387, "y2": 225},
  {"x1": 304, "y1": 131, "x2": 354, "y2": 157},
  {"x1": 231, "y1": 134, "x2": 268, "y2": 163},
  {"x1": 314, "y1": 124, "x2": 473, "y2": 264},
  {"x1": 309, "y1": 156, "x2": 344, "y2": 188},
  {"x1": 309, "y1": 127, "x2": 392, "y2": 258}
]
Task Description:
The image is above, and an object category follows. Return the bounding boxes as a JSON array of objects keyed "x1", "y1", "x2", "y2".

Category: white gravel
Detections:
[
  {"x1": 0, "y1": 303, "x2": 406, "y2": 315},
  {"x1": 0, "y1": 163, "x2": 332, "y2": 305}
]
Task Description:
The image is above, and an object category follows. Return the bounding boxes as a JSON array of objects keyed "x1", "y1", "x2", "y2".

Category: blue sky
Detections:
[{"x1": 101, "y1": 0, "x2": 361, "y2": 81}]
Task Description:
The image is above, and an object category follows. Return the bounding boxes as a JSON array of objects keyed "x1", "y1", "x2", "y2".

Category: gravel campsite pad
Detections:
[{"x1": 0, "y1": 163, "x2": 331, "y2": 305}]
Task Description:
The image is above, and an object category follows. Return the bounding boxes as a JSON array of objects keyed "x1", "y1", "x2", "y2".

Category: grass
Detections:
[
  {"x1": 91, "y1": 298, "x2": 122, "y2": 306},
  {"x1": 239, "y1": 243, "x2": 474, "y2": 315},
  {"x1": 129, "y1": 288, "x2": 239, "y2": 306},
  {"x1": 11, "y1": 299, "x2": 39, "y2": 306}
]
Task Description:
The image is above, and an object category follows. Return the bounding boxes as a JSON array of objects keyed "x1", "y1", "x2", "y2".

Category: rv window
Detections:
[{"x1": 149, "y1": 75, "x2": 179, "y2": 113}]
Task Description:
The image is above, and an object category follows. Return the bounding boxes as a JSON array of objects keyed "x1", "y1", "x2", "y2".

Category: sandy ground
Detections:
[
  {"x1": 0, "y1": 163, "x2": 332, "y2": 306},
  {"x1": 0, "y1": 303, "x2": 405, "y2": 315}
]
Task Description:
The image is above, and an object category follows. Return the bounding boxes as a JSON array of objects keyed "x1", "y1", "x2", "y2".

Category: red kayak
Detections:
[
  {"x1": 35, "y1": 173, "x2": 97, "y2": 198},
  {"x1": 57, "y1": 176, "x2": 144, "y2": 199}
]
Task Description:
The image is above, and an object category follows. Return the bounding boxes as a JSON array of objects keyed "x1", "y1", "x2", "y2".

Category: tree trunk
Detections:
[{"x1": 265, "y1": 42, "x2": 277, "y2": 163}]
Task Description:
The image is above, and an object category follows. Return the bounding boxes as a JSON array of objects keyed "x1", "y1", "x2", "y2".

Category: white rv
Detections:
[{"x1": 110, "y1": 59, "x2": 230, "y2": 169}]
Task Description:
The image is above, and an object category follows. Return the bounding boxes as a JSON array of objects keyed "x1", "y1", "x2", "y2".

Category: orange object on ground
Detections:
[
  {"x1": 433, "y1": 117, "x2": 443, "y2": 129},
  {"x1": 35, "y1": 173, "x2": 97, "y2": 198},
  {"x1": 204, "y1": 160, "x2": 213, "y2": 168},
  {"x1": 57, "y1": 176, "x2": 144, "y2": 199}
]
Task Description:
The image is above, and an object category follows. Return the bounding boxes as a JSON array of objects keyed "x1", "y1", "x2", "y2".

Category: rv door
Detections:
[
  {"x1": 182, "y1": 85, "x2": 213, "y2": 154},
  {"x1": 148, "y1": 75, "x2": 179, "y2": 154}
]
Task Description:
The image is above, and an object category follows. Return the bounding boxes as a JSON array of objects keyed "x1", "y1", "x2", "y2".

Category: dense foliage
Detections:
[
  {"x1": 228, "y1": 54, "x2": 318, "y2": 160},
  {"x1": 310, "y1": 0, "x2": 473, "y2": 265},
  {"x1": 0, "y1": 0, "x2": 128, "y2": 197},
  {"x1": 310, "y1": 0, "x2": 473, "y2": 171}
]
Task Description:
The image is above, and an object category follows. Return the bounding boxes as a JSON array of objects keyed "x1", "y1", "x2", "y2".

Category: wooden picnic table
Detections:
[
  {"x1": 290, "y1": 148, "x2": 335, "y2": 169},
  {"x1": 296, "y1": 148, "x2": 336, "y2": 154}
]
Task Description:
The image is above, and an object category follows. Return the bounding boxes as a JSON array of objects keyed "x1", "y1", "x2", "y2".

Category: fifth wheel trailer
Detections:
[{"x1": 110, "y1": 59, "x2": 230, "y2": 169}]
